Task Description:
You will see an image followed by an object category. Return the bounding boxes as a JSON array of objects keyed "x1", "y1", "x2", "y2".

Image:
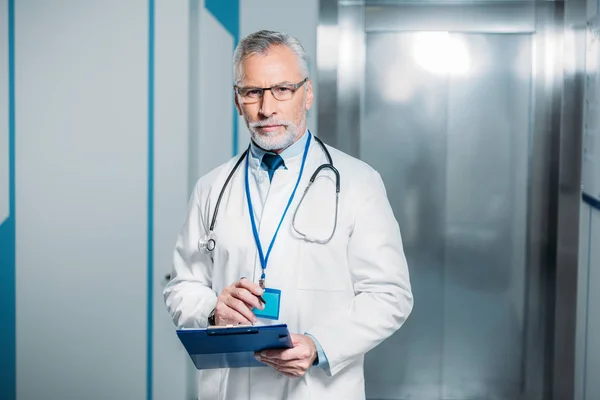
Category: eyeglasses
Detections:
[{"x1": 234, "y1": 78, "x2": 308, "y2": 103}]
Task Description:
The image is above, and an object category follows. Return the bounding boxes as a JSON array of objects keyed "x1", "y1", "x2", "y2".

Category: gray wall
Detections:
[
  {"x1": 576, "y1": 1, "x2": 600, "y2": 396},
  {"x1": 576, "y1": 204, "x2": 600, "y2": 400},
  {"x1": 9, "y1": 0, "x2": 190, "y2": 399},
  {"x1": 575, "y1": 1, "x2": 600, "y2": 400},
  {"x1": 240, "y1": 0, "x2": 319, "y2": 142}
]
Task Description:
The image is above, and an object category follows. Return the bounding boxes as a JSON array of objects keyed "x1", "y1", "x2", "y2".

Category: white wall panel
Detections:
[
  {"x1": 240, "y1": 0, "x2": 320, "y2": 141},
  {"x1": 197, "y1": 9, "x2": 233, "y2": 178},
  {"x1": 0, "y1": 0, "x2": 8, "y2": 224},
  {"x1": 154, "y1": 0, "x2": 192, "y2": 399},
  {"x1": 15, "y1": 1, "x2": 147, "y2": 399}
]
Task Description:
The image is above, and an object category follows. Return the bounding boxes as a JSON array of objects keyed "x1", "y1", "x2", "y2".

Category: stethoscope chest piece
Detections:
[
  {"x1": 207, "y1": 238, "x2": 216, "y2": 251},
  {"x1": 198, "y1": 232, "x2": 217, "y2": 254}
]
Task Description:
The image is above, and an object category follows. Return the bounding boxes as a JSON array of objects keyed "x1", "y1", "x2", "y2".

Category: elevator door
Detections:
[{"x1": 361, "y1": 30, "x2": 531, "y2": 400}]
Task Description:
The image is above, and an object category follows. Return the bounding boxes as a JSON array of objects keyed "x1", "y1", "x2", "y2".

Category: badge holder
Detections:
[{"x1": 253, "y1": 288, "x2": 281, "y2": 320}]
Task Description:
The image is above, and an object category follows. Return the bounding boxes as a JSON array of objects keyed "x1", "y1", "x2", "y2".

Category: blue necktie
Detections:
[{"x1": 261, "y1": 153, "x2": 285, "y2": 182}]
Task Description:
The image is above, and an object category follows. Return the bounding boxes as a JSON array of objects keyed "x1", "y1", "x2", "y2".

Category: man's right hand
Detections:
[{"x1": 213, "y1": 278, "x2": 265, "y2": 325}]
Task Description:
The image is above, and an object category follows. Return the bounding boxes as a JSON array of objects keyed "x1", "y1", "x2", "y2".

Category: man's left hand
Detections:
[{"x1": 254, "y1": 333, "x2": 317, "y2": 378}]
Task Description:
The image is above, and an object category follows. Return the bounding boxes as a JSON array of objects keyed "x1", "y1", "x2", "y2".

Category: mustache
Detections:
[{"x1": 249, "y1": 119, "x2": 292, "y2": 128}]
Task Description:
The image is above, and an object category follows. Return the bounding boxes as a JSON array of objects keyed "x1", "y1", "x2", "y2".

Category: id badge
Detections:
[{"x1": 253, "y1": 288, "x2": 281, "y2": 320}]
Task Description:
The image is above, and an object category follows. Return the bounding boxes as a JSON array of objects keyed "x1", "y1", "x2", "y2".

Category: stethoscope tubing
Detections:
[{"x1": 204, "y1": 134, "x2": 339, "y2": 250}]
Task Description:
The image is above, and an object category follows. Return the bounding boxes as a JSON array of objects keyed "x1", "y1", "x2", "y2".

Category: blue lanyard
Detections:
[{"x1": 244, "y1": 134, "x2": 312, "y2": 283}]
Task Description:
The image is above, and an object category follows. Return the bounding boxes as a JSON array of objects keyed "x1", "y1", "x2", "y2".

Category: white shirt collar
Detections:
[{"x1": 250, "y1": 130, "x2": 310, "y2": 170}]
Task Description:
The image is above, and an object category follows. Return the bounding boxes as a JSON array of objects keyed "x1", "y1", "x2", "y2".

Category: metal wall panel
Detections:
[
  {"x1": 365, "y1": 2, "x2": 536, "y2": 33},
  {"x1": 318, "y1": 1, "x2": 579, "y2": 399}
]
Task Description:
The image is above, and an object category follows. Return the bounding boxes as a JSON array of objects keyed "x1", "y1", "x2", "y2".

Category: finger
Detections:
[
  {"x1": 219, "y1": 301, "x2": 256, "y2": 324},
  {"x1": 229, "y1": 287, "x2": 260, "y2": 309},
  {"x1": 224, "y1": 297, "x2": 258, "y2": 323},
  {"x1": 254, "y1": 351, "x2": 283, "y2": 364},
  {"x1": 255, "y1": 356, "x2": 280, "y2": 368},
  {"x1": 258, "y1": 358, "x2": 298, "y2": 374},
  {"x1": 290, "y1": 333, "x2": 305, "y2": 345},
  {"x1": 255, "y1": 355, "x2": 308, "y2": 378},
  {"x1": 237, "y1": 278, "x2": 264, "y2": 296},
  {"x1": 262, "y1": 357, "x2": 311, "y2": 373},
  {"x1": 275, "y1": 366, "x2": 305, "y2": 378},
  {"x1": 218, "y1": 308, "x2": 253, "y2": 325},
  {"x1": 257, "y1": 348, "x2": 284, "y2": 359},
  {"x1": 231, "y1": 287, "x2": 263, "y2": 310},
  {"x1": 260, "y1": 348, "x2": 301, "y2": 361}
]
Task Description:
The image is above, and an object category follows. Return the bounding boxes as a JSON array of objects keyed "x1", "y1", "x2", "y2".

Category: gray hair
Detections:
[{"x1": 233, "y1": 30, "x2": 309, "y2": 85}]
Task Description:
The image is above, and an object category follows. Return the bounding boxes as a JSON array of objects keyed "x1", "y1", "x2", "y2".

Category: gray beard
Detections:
[{"x1": 249, "y1": 124, "x2": 301, "y2": 151}]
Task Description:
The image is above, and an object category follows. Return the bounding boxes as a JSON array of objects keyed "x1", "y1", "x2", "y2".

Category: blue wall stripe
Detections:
[
  {"x1": 205, "y1": 0, "x2": 239, "y2": 40},
  {"x1": 583, "y1": 207, "x2": 593, "y2": 400},
  {"x1": 583, "y1": 192, "x2": 600, "y2": 211},
  {"x1": 0, "y1": 0, "x2": 16, "y2": 398},
  {"x1": 147, "y1": 0, "x2": 154, "y2": 399},
  {"x1": 205, "y1": 0, "x2": 240, "y2": 156}
]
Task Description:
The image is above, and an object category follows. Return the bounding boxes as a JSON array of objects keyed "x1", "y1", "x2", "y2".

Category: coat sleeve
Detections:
[
  {"x1": 163, "y1": 181, "x2": 218, "y2": 329},
  {"x1": 306, "y1": 169, "x2": 414, "y2": 376}
]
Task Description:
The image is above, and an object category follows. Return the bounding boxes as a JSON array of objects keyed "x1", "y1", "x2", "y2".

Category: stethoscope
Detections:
[{"x1": 198, "y1": 134, "x2": 340, "y2": 254}]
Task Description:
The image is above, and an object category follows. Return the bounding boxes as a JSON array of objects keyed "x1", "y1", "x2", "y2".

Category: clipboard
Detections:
[{"x1": 176, "y1": 324, "x2": 293, "y2": 369}]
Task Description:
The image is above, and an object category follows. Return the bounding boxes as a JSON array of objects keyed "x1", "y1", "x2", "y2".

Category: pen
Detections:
[{"x1": 239, "y1": 276, "x2": 266, "y2": 305}]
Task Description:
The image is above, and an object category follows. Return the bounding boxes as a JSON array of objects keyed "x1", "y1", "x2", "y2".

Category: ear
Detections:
[
  {"x1": 233, "y1": 87, "x2": 243, "y2": 115},
  {"x1": 304, "y1": 80, "x2": 314, "y2": 111}
]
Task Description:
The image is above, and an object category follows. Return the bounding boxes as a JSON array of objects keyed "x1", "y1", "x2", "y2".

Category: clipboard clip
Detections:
[{"x1": 206, "y1": 326, "x2": 259, "y2": 336}]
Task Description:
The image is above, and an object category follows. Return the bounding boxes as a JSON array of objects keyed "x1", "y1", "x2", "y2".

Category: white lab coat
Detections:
[{"x1": 163, "y1": 137, "x2": 413, "y2": 400}]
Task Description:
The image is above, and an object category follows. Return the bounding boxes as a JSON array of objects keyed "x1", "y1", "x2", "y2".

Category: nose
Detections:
[{"x1": 259, "y1": 89, "x2": 277, "y2": 118}]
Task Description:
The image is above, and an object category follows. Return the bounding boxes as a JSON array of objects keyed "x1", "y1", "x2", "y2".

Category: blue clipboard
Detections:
[{"x1": 176, "y1": 324, "x2": 292, "y2": 369}]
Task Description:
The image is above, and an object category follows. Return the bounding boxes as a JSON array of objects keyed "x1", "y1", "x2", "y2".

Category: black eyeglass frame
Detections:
[{"x1": 234, "y1": 77, "x2": 309, "y2": 102}]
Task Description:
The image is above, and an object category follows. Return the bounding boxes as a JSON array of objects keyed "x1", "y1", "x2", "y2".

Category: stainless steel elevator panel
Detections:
[
  {"x1": 361, "y1": 31, "x2": 531, "y2": 400},
  {"x1": 317, "y1": 1, "x2": 578, "y2": 399}
]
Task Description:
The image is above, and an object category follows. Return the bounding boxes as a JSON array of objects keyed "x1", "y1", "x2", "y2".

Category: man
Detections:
[{"x1": 164, "y1": 30, "x2": 413, "y2": 399}]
